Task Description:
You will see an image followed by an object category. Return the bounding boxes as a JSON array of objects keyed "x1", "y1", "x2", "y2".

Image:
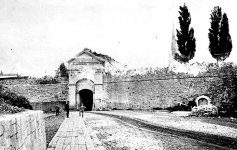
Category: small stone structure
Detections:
[
  {"x1": 192, "y1": 96, "x2": 218, "y2": 116},
  {"x1": 195, "y1": 95, "x2": 211, "y2": 106},
  {"x1": 0, "y1": 110, "x2": 46, "y2": 150}
]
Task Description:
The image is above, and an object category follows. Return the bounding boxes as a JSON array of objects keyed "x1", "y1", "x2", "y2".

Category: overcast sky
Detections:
[{"x1": 0, "y1": 0, "x2": 236, "y2": 77}]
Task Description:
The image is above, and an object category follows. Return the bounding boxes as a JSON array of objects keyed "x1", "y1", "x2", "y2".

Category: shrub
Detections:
[
  {"x1": 206, "y1": 63, "x2": 237, "y2": 114},
  {"x1": 36, "y1": 77, "x2": 59, "y2": 84},
  {"x1": 0, "y1": 100, "x2": 25, "y2": 114},
  {"x1": 0, "y1": 90, "x2": 32, "y2": 110},
  {"x1": 190, "y1": 105, "x2": 218, "y2": 117},
  {"x1": 152, "y1": 107, "x2": 163, "y2": 110},
  {"x1": 218, "y1": 102, "x2": 236, "y2": 117}
]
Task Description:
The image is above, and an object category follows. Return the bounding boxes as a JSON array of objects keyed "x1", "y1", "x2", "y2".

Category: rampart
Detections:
[
  {"x1": 104, "y1": 75, "x2": 218, "y2": 109},
  {"x1": 0, "y1": 78, "x2": 68, "y2": 112},
  {"x1": 0, "y1": 110, "x2": 46, "y2": 150},
  {"x1": 0, "y1": 73, "x2": 222, "y2": 110}
]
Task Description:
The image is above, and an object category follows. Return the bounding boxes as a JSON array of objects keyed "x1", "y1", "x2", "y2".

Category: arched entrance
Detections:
[
  {"x1": 75, "y1": 78, "x2": 95, "y2": 111},
  {"x1": 79, "y1": 89, "x2": 93, "y2": 111},
  {"x1": 195, "y1": 95, "x2": 211, "y2": 106}
]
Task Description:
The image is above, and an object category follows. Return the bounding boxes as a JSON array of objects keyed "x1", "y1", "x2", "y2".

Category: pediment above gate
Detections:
[{"x1": 68, "y1": 49, "x2": 105, "y2": 65}]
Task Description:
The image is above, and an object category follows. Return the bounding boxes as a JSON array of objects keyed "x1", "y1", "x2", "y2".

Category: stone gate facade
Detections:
[{"x1": 67, "y1": 48, "x2": 116, "y2": 110}]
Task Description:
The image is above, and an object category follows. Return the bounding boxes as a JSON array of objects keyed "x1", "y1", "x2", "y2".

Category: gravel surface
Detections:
[
  {"x1": 84, "y1": 113, "x2": 225, "y2": 150},
  {"x1": 94, "y1": 110, "x2": 237, "y2": 139}
]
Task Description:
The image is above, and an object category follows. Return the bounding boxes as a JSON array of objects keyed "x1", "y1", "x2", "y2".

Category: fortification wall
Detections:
[
  {"x1": 0, "y1": 78, "x2": 68, "y2": 103},
  {"x1": 0, "y1": 78, "x2": 68, "y2": 112},
  {"x1": 104, "y1": 75, "x2": 216, "y2": 109},
  {"x1": 0, "y1": 73, "x2": 219, "y2": 110},
  {"x1": 0, "y1": 110, "x2": 46, "y2": 150}
]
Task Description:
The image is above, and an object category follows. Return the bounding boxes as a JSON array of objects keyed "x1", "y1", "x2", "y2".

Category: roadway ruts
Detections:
[{"x1": 89, "y1": 112, "x2": 237, "y2": 149}]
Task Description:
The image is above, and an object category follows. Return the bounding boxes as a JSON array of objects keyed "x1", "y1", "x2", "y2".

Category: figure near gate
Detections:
[
  {"x1": 79, "y1": 103, "x2": 86, "y2": 118},
  {"x1": 65, "y1": 101, "x2": 70, "y2": 118},
  {"x1": 55, "y1": 104, "x2": 60, "y2": 116}
]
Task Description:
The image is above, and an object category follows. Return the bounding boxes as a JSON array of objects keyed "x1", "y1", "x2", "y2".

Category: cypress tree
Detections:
[
  {"x1": 175, "y1": 3, "x2": 196, "y2": 63},
  {"x1": 208, "y1": 6, "x2": 232, "y2": 64},
  {"x1": 219, "y1": 13, "x2": 232, "y2": 60}
]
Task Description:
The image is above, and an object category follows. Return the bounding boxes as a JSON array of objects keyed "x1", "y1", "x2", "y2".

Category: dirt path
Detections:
[
  {"x1": 44, "y1": 112, "x2": 66, "y2": 147},
  {"x1": 84, "y1": 113, "x2": 225, "y2": 150}
]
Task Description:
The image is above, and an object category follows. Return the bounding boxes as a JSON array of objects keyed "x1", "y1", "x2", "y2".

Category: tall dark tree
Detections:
[
  {"x1": 219, "y1": 13, "x2": 232, "y2": 59},
  {"x1": 58, "y1": 63, "x2": 68, "y2": 78},
  {"x1": 175, "y1": 3, "x2": 196, "y2": 63},
  {"x1": 209, "y1": 6, "x2": 232, "y2": 64}
]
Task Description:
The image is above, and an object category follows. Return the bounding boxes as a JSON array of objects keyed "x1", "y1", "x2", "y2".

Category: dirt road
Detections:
[{"x1": 84, "y1": 113, "x2": 226, "y2": 150}]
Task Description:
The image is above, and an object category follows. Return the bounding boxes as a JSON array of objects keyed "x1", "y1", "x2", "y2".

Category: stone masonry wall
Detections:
[
  {"x1": 0, "y1": 78, "x2": 68, "y2": 103},
  {"x1": 0, "y1": 110, "x2": 46, "y2": 150},
  {"x1": 104, "y1": 75, "x2": 216, "y2": 109}
]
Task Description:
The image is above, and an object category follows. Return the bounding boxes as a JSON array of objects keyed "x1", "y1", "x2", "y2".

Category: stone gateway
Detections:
[{"x1": 67, "y1": 48, "x2": 116, "y2": 110}]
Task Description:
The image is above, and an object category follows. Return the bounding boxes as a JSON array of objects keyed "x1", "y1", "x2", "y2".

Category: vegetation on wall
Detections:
[
  {"x1": 36, "y1": 76, "x2": 59, "y2": 84},
  {"x1": 84, "y1": 48, "x2": 116, "y2": 62},
  {"x1": 105, "y1": 67, "x2": 193, "y2": 80},
  {"x1": 206, "y1": 63, "x2": 237, "y2": 115}
]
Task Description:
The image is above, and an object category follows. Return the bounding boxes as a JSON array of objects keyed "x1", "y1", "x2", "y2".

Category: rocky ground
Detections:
[{"x1": 84, "y1": 113, "x2": 225, "y2": 150}]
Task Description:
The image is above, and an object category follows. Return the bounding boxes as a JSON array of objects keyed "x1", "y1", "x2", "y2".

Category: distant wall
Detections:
[
  {"x1": 31, "y1": 101, "x2": 66, "y2": 112},
  {"x1": 0, "y1": 78, "x2": 68, "y2": 104},
  {"x1": 0, "y1": 110, "x2": 46, "y2": 150},
  {"x1": 104, "y1": 75, "x2": 216, "y2": 109}
]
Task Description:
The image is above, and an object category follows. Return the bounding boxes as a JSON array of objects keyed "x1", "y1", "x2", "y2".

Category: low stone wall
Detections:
[{"x1": 0, "y1": 110, "x2": 46, "y2": 150}]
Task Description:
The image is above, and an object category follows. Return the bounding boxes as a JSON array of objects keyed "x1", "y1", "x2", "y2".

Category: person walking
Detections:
[
  {"x1": 55, "y1": 104, "x2": 60, "y2": 116},
  {"x1": 79, "y1": 104, "x2": 86, "y2": 118},
  {"x1": 65, "y1": 101, "x2": 70, "y2": 118}
]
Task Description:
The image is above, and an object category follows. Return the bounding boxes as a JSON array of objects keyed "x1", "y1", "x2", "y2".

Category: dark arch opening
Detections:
[
  {"x1": 198, "y1": 98, "x2": 208, "y2": 106},
  {"x1": 79, "y1": 89, "x2": 93, "y2": 111}
]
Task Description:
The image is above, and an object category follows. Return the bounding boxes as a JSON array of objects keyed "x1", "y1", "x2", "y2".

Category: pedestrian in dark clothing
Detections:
[
  {"x1": 55, "y1": 104, "x2": 60, "y2": 116},
  {"x1": 65, "y1": 101, "x2": 70, "y2": 118}
]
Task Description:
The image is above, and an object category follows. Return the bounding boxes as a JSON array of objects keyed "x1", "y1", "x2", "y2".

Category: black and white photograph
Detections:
[{"x1": 0, "y1": 0, "x2": 237, "y2": 149}]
